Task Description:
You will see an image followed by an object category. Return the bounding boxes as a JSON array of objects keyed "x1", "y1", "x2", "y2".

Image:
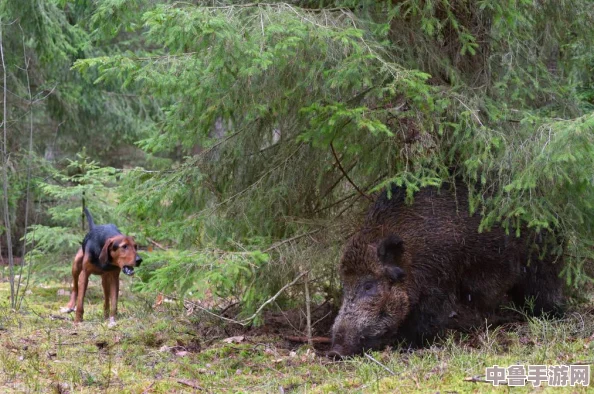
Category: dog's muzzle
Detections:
[{"x1": 123, "y1": 266, "x2": 135, "y2": 276}]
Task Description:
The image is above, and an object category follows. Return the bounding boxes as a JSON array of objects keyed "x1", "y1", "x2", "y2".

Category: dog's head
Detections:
[{"x1": 99, "y1": 235, "x2": 142, "y2": 276}]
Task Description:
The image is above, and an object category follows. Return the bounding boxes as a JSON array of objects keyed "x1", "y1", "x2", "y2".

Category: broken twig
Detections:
[
  {"x1": 176, "y1": 379, "x2": 204, "y2": 390},
  {"x1": 147, "y1": 237, "x2": 166, "y2": 250},
  {"x1": 364, "y1": 353, "x2": 396, "y2": 376},
  {"x1": 463, "y1": 375, "x2": 505, "y2": 385}
]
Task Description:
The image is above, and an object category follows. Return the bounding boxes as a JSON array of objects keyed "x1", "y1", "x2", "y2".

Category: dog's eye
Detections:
[{"x1": 122, "y1": 245, "x2": 128, "y2": 250}]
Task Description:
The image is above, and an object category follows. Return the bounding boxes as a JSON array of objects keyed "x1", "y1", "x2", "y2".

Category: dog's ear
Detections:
[{"x1": 99, "y1": 238, "x2": 115, "y2": 265}]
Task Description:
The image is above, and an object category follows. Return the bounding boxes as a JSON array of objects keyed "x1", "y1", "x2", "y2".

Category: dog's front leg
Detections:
[
  {"x1": 104, "y1": 271, "x2": 119, "y2": 327},
  {"x1": 101, "y1": 274, "x2": 111, "y2": 321}
]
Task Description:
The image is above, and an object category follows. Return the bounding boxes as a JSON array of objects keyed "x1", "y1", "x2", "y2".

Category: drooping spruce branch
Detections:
[{"x1": 57, "y1": 0, "x2": 594, "y2": 312}]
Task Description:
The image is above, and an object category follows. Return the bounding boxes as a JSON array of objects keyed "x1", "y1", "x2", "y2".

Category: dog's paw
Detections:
[
  {"x1": 107, "y1": 317, "x2": 117, "y2": 328},
  {"x1": 60, "y1": 307, "x2": 75, "y2": 313}
]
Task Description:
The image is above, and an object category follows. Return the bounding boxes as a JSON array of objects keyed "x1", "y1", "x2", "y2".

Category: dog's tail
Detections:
[{"x1": 83, "y1": 207, "x2": 95, "y2": 230}]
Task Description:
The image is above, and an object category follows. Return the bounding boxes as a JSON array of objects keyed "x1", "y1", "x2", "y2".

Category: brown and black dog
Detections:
[{"x1": 61, "y1": 208, "x2": 142, "y2": 326}]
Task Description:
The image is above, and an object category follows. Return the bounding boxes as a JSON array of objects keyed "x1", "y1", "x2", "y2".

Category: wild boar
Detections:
[{"x1": 329, "y1": 182, "x2": 564, "y2": 357}]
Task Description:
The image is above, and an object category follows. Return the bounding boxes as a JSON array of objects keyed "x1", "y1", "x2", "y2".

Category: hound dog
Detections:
[{"x1": 61, "y1": 208, "x2": 142, "y2": 326}]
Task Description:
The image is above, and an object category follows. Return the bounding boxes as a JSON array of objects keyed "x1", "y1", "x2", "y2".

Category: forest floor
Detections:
[{"x1": 0, "y1": 277, "x2": 593, "y2": 393}]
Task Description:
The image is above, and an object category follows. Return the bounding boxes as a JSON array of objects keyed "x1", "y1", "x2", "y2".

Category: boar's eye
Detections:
[
  {"x1": 385, "y1": 265, "x2": 406, "y2": 283},
  {"x1": 360, "y1": 280, "x2": 378, "y2": 297}
]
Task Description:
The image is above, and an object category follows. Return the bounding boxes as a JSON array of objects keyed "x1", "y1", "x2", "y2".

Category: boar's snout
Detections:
[{"x1": 329, "y1": 326, "x2": 363, "y2": 358}]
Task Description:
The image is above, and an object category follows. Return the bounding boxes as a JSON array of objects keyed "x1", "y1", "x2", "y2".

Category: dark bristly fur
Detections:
[{"x1": 329, "y1": 182, "x2": 565, "y2": 358}]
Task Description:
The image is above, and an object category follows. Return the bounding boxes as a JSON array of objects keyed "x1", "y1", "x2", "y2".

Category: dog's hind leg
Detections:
[
  {"x1": 74, "y1": 257, "x2": 92, "y2": 323},
  {"x1": 61, "y1": 248, "x2": 83, "y2": 313}
]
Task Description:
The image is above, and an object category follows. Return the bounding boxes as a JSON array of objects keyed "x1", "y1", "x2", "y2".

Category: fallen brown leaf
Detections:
[{"x1": 153, "y1": 293, "x2": 164, "y2": 309}]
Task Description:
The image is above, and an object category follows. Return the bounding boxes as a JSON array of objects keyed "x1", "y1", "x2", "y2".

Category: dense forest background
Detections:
[{"x1": 1, "y1": 0, "x2": 594, "y2": 317}]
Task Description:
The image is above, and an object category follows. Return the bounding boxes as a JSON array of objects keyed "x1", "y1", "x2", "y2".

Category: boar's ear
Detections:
[
  {"x1": 377, "y1": 235, "x2": 404, "y2": 264},
  {"x1": 377, "y1": 235, "x2": 406, "y2": 283}
]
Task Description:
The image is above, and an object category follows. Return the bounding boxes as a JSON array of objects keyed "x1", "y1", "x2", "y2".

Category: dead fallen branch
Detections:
[
  {"x1": 141, "y1": 382, "x2": 155, "y2": 394},
  {"x1": 176, "y1": 379, "x2": 204, "y2": 390},
  {"x1": 571, "y1": 360, "x2": 594, "y2": 365},
  {"x1": 284, "y1": 336, "x2": 331, "y2": 344}
]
